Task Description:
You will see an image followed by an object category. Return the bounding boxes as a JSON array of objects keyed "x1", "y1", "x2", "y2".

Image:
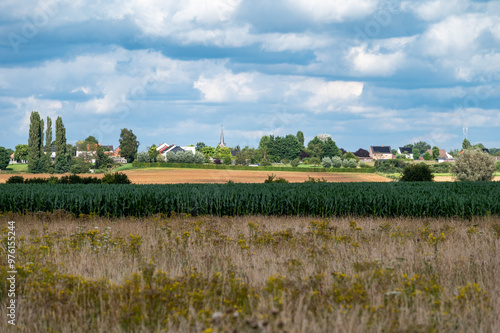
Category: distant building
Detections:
[
  {"x1": 397, "y1": 147, "x2": 413, "y2": 159},
  {"x1": 369, "y1": 146, "x2": 393, "y2": 160},
  {"x1": 218, "y1": 126, "x2": 226, "y2": 148}
]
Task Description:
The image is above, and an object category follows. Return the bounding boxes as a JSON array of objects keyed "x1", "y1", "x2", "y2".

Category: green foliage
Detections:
[
  {"x1": 304, "y1": 176, "x2": 327, "y2": 183},
  {"x1": 54, "y1": 117, "x2": 70, "y2": 173},
  {"x1": 137, "y1": 152, "x2": 150, "y2": 163},
  {"x1": 264, "y1": 174, "x2": 289, "y2": 183},
  {"x1": 331, "y1": 156, "x2": 342, "y2": 168},
  {"x1": 14, "y1": 144, "x2": 29, "y2": 162},
  {"x1": 430, "y1": 163, "x2": 452, "y2": 173},
  {"x1": 452, "y1": 149, "x2": 496, "y2": 181},
  {"x1": 0, "y1": 147, "x2": 10, "y2": 170},
  {"x1": 462, "y1": 139, "x2": 471, "y2": 150},
  {"x1": 432, "y1": 146, "x2": 440, "y2": 159},
  {"x1": 406, "y1": 141, "x2": 431, "y2": 153},
  {"x1": 496, "y1": 162, "x2": 500, "y2": 171},
  {"x1": 342, "y1": 152, "x2": 359, "y2": 161},
  {"x1": 290, "y1": 158, "x2": 300, "y2": 167},
  {"x1": 296, "y1": 131, "x2": 304, "y2": 147},
  {"x1": 342, "y1": 159, "x2": 358, "y2": 168},
  {"x1": 412, "y1": 149, "x2": 420, "y2": 160},
  {"x1": 70, "y1": 157, "x2": 91, "y2": 174},
  {"x1": 423, "y1": 152, "x2": 433, "y2": 160},
  {"x1": 119, "y1": 128, "x2": 140, "y2": 163},
  {"x1": 322, "y1": 157, "x2": 332, "y2": 168},
  {"x1": 223, "y1": 155, "x2": 232, "y2": 165},
  {"x1": 310, "y1": 157, "x2": 321, "y2": 165},
  {"x1": 147, "y1": 145, "x2": 159, "y2": 162},
  {"x1": 375, "y1": 160, "x2": 408, "y2": 173},
  {"x1": 101, "y1": 172, "x2": 131, "y2": 184},
  {"x1": 95, "y1": 145, "x2": 114, "y2": 169},
  {"x1": 6, "y1": 176, "x2": 24, "y2": 184},
  {"x1": 193, "y1": 152, "x2": 204, "y2": 164},
  {"x1": 400, "y1": 163, "x2": 434, "y2": 182},
  {"x1": 1, "y1": 182, "x2": 499, "y2": 218},
  {"x1": 281, "y1": 158, "x2": 289, "y2": 165},
  {"x1": 261, "y1": 158, "x2": 272, "y2": 166},
  {"x1": 195, "y1": 142, "x2": 206, "y2": 152},
  {"x1": 28, "y1": 111, "x2": 45, "y2": 173}
]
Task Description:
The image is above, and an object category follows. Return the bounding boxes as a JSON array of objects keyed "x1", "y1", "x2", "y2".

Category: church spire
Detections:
[{"x1": 219, "y1": 125, "x2": 226, "y2": 148}]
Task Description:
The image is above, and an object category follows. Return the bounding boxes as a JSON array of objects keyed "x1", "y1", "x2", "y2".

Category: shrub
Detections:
[
  {"x1": 310, "y1": 157, "x2": 321, "y2": 165},
  {"x1": 264, "y1": 174, "x2": 289, "y2": 183},
  {"x1": 431, "y1": 162, "x2": 452, "y2": 173},
  {"x1": 165, "y1": 152, "x2": 177, "y2": 163},
  {"x1": 423, "y1": 152, "x2": 433, "y2": 160},
  {"x1": 101, "y1": 172, "x2": 131, "y2": 184},
  {"x1": 70, "y1": 158, "x2": 91, "y2": 174},
  {"x1": 59, "y1": 174, "x2": 83, "y2": 184},
  {"x1": 261, "y1": 158, "x2": 271, "y2": 166},
  {"x1": 193, "y1": 152, "x2": 204, "y2": 164},
  {"x1": 400, "y1": 163, "x2": 434, "y2": 182},
  {"x1": 342, "y1": 152, "x2": 359, "y2": 161},
  {"x1": 452, "y1": 149, "x2": 496, "y2": 181},
  {"x1": 331, "y1": 156, "x2": 342, "y2": 168},
  {"x1": 290, "y1": 158, "x2": 300, "y2": 167},
  {"x1": 24, "y1": 177, "x2": 49, "y2": 184},
  {"x1": 374, "y1": 160, "x2": 408, "y2": 173},
  {"x1": 223, "y1": 155, "x2": 232, "y2": 165},
  {"x1": 281, "y1": 158, "x2": 289, "y2": 165},
  {"x1": 6, "y1": 176, "x2": 24, "y2": 184},
  {"x1": 496, "y1": 162, "x2": 500, "y2": 171},
  {"x1": 213, "y1": 159, "x2": 222, "y2": 165},
  {"x1": 136, "y1": 152, "x2": 150, "y2": 163},
  {"x1": 321, "y1": 157, "x2": 332, "y2": 168},
  {"x1": 47, "y1": 176, "x2": 60, "y2": 184},
  {"x1": 304, "y1": 176, "x2": 327, "y2": 183},
  {"x1": 342, "y1": 159, "x2": 358, "y2": 168}
]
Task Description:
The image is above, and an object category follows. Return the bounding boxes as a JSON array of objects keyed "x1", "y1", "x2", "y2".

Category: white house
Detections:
[{"x1": 397, "y1": 147, "x2": 413, "y2": 159}]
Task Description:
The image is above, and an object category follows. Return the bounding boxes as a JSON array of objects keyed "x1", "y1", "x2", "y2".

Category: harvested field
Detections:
[
  {"x1": 1, "y1": 213, "x2": 499, "y2": 332},
  {"x1": 0, "y1": 168, "x2": 391, "y2": 184},
  {"x1": 121, "y1": 168, "x2": 391, "y2": 184}
]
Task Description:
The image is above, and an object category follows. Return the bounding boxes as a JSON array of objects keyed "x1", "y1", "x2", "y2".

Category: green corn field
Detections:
[{"x1": 0, "y1": 182, "x2": 499, "y2": 218}]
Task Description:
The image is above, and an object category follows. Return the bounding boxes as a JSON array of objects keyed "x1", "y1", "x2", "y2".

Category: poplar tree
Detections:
[
  {"x1": 28, "y1": 111, "x2": 45, "y2": 173},
  {"x1": 54, "y1": 116, "x2": 70, "y2": 173},
  {"x1": 45, "y1": 117, "x2": 53, "y2": 170}
]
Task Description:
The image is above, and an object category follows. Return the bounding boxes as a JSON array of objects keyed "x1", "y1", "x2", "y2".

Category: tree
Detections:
[
  {"x1": 269, "y1": 135, "x2": 301, "y2": 161},
  {"x1": 95, "y1": 145, "x2": 114, "y2": 169},
  {"x1": 412, "y1": 149, "x2": 420, "y2": 160},
  {"x1": 423, "y1": 151, "x2": 433, "y2": 160},
  {"x1": 323, "y1": 137, "x2": 341, "y2": 158},
  {"x1": 406, "y1": 141, "x2": 430, "y2": 153},
  {"x1": 432, "y1": 146, "x2": 440, "y2": 159},
  {"x1": 196, "y1": 142, "x2": 206, "y2": 152},
  {"x1": 400, "y1": 163, "x2": 434, "y2": 182},
  {"x1": 28, "y1": 111, "x2": 45, "y2": 173},
  {"x1": 353, "y1": 148, "x2": 370, "y2": 157},
  {"x1": 462, "y1": 139, "x2": 471, "y2": 150},
  {"x1": 342, "y1": 152, "x2": 359, "y2": 161},
  {"x1": 296, "y1": 131, "x2": 304, "y2": 147},
  {"x1": 322, "y1": 157, "x2": 332, "y2": 168},
  {"x1": 331, "y1": 156, "x2": 342, "y2": 168},
  {"x1": 290, "y1": 158, "x2": 300, "y2": 167},
  {"x1": 84, "y1": 136, "x2": 99, "y2": 144},
  {"x1": 54, "y1": 116, "x2": 70, "y2": 173},
  {"x1": 136, "y1": 152, "x2": 150, "y2": 163},
  {"x1": 0, "y1": 147, "x2": 10, "y2": 170},
  {"x1": 148, "y1": 145, "x2": 159, "y2": 162},
  {"x1": 119, "y1": 128, "x2": 140, "y2": 163},
  {"x1": 452, "y1": 149, "x2": 496, "y2": 181},
  {"x1": 45, "y1": 116, "x2": 53, "y2": 170},
  {"x1": 392, "y1": 149, "x2": 398, "y2": 156},
  {"x1": 14, "y1": 144, "x2": 29, "y2": 162}
]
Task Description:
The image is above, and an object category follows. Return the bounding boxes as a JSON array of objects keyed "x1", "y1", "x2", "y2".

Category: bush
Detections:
[
  {"x1": 290, "y1": 158, "x2": 300, "y2": 167},
  {"x1": 281, "y1": 158, "x2": 289, "y2": 165},
  {"x1": 24, "y1": 177, "x2": 49, "y2": 184},
  {"x1": 304, "y1": 176, "x2": 327, "y2": 183},
  {"x1": 331, "y1": 156, "x2": 342, "y2": 168},
  {"x1": 342, "y1": 152, "x2": 359, "y2": 161},
  {"x1": 261, "y1": 158, "x2": 271, "y2": 166},
  {"x1": 321, "y1": 157, "x2": 332, "y2": 168},
  {"x1": 213, "y1": 159, "x2": 222, "y2": 165},
  {"x1": 101, "y1": 172, "x2": 131, "y2": 184},
  {"x1": 342, "y1": 159, "x2": 358, "y2": 168},
  {"x1": 310, "y1": 157, "x2": 321, "y2": 165},
  {"x1": 166, "y1": 152, "x2": 177, "y2": 163},
  {"x1": 264, "y1": 174, "x2": 288, "y2": 183},
  {"x1": 452, "y1": 149, "x2": 496, "y2": 181},
  {"x1": 496, "y1": 162, "x2": 500, "y2": 171},
  {"x1": 223, "y1": 155, "x2": 232, "y2": 165},
  {"x1": 136, "y1": 152, "x2": 150, "y2": 163},
  {"x1": 374, "y1": 160, "x2": 408, "y2": 173},
  {"x1": 400, "y1": 163, "x2": 434, "y2": 182},
  {"x1": 70, "y1": 158, "x2": 92, "y2": 174},
  {"x1": 6, "y1": 176, "x2": 25, "y2": 184},
  {"x1": 431, "y1": 163, "x2": 452, "y2": 173},
  {"x1": 193, "y1": 152, "x2": 204, "y2": 164}
]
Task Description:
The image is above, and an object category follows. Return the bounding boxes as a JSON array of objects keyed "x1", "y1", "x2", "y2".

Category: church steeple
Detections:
[{"x1": 219, "y1": 125, "x2": 226, "y2": 148}]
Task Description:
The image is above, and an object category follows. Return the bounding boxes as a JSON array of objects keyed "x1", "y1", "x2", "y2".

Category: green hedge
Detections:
[{"x1": 131, "y1": 162, "x2": 375, "y2": 173}]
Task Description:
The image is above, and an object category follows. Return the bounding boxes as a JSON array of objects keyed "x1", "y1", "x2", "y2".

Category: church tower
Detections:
[{"x1": 219, "y1": 125, "x2": 226, "y2": 148}]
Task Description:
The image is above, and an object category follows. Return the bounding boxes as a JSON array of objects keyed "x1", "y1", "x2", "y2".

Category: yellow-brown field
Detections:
[
  {"x1": 1, "y1": 213, "x2": 499, "y2": 332},
  {"x1": 0, "y1": 168, "x2": 391, "y2": 184}
]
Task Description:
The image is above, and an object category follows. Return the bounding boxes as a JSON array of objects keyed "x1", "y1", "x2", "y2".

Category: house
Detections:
[
  {"x1": 358, "y1": 157, "x2": 373, "y2": 163},
  {"x1": 369, "y1": 146, "x2": 393, "y2": 160},
  {"x1": 156, "y1": 142, "x2": 195, "y2": 160},
  {"x1": 76, "y1": 143, "x2": 114, "y2": 163},
  {"x1": 397, "y1": 147, "x2": 413, "y2": 159},
  {"x1": 9, "y1": 153, "x2": 18, "y2": 164},
  {"x1": 425, "y1": 149, "x2": 454, "y2": 163},
  {"x1": 495, "y1": 156, "x2": 500, "y2": 162}
]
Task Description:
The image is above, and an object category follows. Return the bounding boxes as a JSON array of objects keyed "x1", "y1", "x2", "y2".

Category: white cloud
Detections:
[
  {"x1": 348, "y1": 45, "x2": 405, "y2": 76},
  {"x1": 194, "y1": 71, "x2": 260, "y2": 102},
  {"x1": 289, "y1": 0, "x2": 379, "y2": 22},
  {"x1": 420, "y1": 14, "x2": 499, "y2": 58},
  {"x1": 402, "y1": 0, "x2": 469, "y2": 21},
  {"x1": 260, "y1": 33, "x2": 332, "y2": 52}
]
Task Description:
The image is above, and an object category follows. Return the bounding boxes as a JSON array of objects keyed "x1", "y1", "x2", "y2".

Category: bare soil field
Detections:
[
  {"x1": 121, "y1": 168, "x2": 392, "y2": 184},
  {"x1": 0, "y1": 168, "x2": 391, "y2": 184},
  {"x1": 434, "y1": 175, "x2": 500, "y2": 182}
]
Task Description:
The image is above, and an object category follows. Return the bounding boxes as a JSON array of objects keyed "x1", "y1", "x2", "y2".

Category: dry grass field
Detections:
[
  {"x1": 0, "y1": 168, "x2": 391, "y2": 184},
  {"x1": 1, "y1": 213, "x2": 499, "y2": 332}
]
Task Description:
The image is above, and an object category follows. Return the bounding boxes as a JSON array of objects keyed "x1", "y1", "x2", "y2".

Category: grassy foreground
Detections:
[{"x1": 1, "y1": 213, "x2": 499, "y2": 332}]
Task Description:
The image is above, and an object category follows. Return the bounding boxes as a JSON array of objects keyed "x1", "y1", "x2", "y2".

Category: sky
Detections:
[{"x1": 0, "y1": 0, "x2": 499, "y2": 152}]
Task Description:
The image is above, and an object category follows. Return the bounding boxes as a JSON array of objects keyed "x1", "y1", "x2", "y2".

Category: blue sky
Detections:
[{"x1": 0, "y1": 0, "x2": 499, "y2": 152}]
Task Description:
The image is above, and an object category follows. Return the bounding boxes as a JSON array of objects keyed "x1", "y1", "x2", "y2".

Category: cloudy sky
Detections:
[{"x1": 0, "y1": 0, "x2": 499, "y2": 152}]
